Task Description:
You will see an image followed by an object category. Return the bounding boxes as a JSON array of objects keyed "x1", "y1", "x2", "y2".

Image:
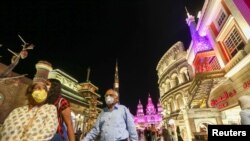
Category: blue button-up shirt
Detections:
[{"x1": 83, "y1": 104, "x2": 138, "y2": 141}]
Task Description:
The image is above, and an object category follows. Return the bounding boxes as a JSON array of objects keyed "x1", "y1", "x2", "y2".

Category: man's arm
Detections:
[
  {"x1": 124, "y1": 108, "x2": 138, "y2": 141},
  {"x1": 83, "y1": 111, "x2": 103, "y2": 141},
  {"x1": 240, "y1": 110, "x2": 250, "y2": 125}
]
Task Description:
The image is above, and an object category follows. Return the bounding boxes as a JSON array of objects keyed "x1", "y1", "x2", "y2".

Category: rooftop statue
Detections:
[{"x1": 0, "y1": 35, "x2": 34, "y2": 81}]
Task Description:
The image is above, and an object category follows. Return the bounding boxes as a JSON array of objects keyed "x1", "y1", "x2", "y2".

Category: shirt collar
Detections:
[
  {"x1": 114, "y1": 103, "x2": 119, "y2": 109},
  {"x1": 104, "y1": 103, "x2": 119, "y2": 111}
]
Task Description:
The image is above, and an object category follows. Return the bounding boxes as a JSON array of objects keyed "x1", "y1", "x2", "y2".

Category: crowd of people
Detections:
[{"x1": 140, "y1": 124, "x2": 183, "y2": 141}]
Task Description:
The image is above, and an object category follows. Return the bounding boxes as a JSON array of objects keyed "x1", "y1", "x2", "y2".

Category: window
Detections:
[
  {"x1": 209, "y1": 57, "x2": 221, "y2": 71},
  {"x1": 217, "y1": 10, "x2": 226, "y2": 27},
  {"x1": 215, "y1": 9, "x2": 228, "y2": 31},
  {"x1": 177, "y1": 96, "x2": 184, "y2": 109},
  {"x1": 223, "y1": 27, "x2": 245, "y2": 57},
  {"x1": 170, "y1": 101, "x2": 175, "y2": 112}
]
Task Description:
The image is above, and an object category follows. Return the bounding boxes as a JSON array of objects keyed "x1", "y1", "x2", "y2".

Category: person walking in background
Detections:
[
  {"x1": 150, "y1": 124, "x2": 157, "y2": 141},
  {"x1": 76, "y1": 128, "x2": 83, "y2": 141},
  {"x1": 144, "y1": 126, "x2": 152, "y2": 141},
  {"x1": 0, "y1": 82, "x2": 58, "y2": 141},
  {"x1": 167, "y1": 124, "x2": 174, "y2": 141},
  {"x1": 238, "y1": 95, "x2": 250, "y2": 125},
  {"x1": 162, "y1": 125, "x2": 172, "y2": 141},
  {"x1": 47, "y1": 78, "x2": 75, "y2": 141},
  {"x1": 176, "y1": 126, "x2": 183, "y2": 141},
  {"x1": 83, "y1": 88, "x2": 138, "y2": 141}
]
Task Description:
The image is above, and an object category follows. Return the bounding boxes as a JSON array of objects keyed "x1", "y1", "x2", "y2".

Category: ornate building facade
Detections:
[
  {"x1": 156, "y1": 0, "x2": 250, "y2": 141},
  {"x1": 48, "y1": 68, "x2": 102, "y2": 134},
  {"x1": 134, "y1": 94, "x2": 162, "y2": 130}
]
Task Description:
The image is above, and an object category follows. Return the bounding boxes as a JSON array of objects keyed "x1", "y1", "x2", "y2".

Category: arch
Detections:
[
  {"x1": 179, "y1": 66, "x2": 189, "y2": 82},
  {"x1": 165, "y1": 79, "x2": 171, "y2": 92},
  {"x1": 161, "y1": 82, "x2": 166, "y2": 94},
  {"x1": 176, "y1": 94, "x2": 185, "y2": 110},
  {"x1": 168, "y1": 97, "x2": 175, "y2": 112},
  {"x1": 170, "y1": 73, "x2": 179, "y2": 88}
]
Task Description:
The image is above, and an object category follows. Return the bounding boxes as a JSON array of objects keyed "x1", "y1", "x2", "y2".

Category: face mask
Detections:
[
  {"x1": 105, "y1": 96, "x2": 114, "y2": 105},
  {"x1": 32, "y1": 89, "x2": 47, "y2": 103}
]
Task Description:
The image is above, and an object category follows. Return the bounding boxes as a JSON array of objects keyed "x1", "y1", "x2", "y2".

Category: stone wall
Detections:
[{"x1": 0, "y1": 63, "x2": 32, "y2": 124}]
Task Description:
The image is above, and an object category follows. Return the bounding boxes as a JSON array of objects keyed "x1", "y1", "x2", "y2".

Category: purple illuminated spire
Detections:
[
  {"x1": 185, "y1": 7, "x2": 213, "y2": 54},
  {"x1": 136, "y1": 100, "x2": 145, "y2": 116},
  {"x1": 134, "y1": 100, "x2": 145, "y2": 124},
  {"x1": 146, "y1": 94, "x2": 156, "y2": 115},
  {"x1": 134, "y1": 94, "x2": 162, "y2": 127}
]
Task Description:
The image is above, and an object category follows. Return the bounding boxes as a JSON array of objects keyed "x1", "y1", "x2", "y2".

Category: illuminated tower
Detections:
[
  {"x1": 136, "y1": 100, "x2": 145, "y2": 117},
  {"x1": 146, "y1": 94, "x2": 156, "y2": 115},
  {"x1": 135, "y1": 100, "x2": 145, "y2": 124},
  {"x1": 185, "y1": 7, "x2": 213, "y2": 54},
  {"x1": 33, "y1": 60, "x2": 52, "y2": 83},
  {"x1": 186, "y1": 8, "x2": 221, "y2": 73},
  {"x1": 113, "y1": 60, "x2": 119, "y2": 93}
]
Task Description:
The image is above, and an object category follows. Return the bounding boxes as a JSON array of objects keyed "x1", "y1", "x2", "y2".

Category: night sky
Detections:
[{"x1": 0, "y1": 0, "x2": 204, "y2": 115}]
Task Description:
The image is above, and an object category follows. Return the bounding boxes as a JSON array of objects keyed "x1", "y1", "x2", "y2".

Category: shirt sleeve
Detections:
[
  {"x1": 59, "y1": 98, "x2": 70, "y2": 111},
  {"x1": 124, "y1": 107, "x2": 138, "y2": 141},
  {"x1": 0, "y1": 108, "x2": 18, "y2": 138},
  {"x1": 83, "y1": 111, "x2": 103, "y2": 141}
]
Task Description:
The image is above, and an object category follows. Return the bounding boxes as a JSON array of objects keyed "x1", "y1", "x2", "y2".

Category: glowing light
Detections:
[
  {"x1": 134, "y1": 95, "x2": 162, "y2": 126},
  {"x1": 168, "y1": 119, "x2": 175, "y2": 125},
  {"x1": 186, "y1": 13, "x2": 213, "y2": 54}
]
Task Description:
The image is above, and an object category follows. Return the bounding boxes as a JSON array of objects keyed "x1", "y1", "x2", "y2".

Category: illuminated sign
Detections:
[{"x1": 210, "y1": 89, "x2": 237, "y2": 109}]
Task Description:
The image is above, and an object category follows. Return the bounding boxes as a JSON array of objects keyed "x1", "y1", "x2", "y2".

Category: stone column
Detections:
[{"x1": 180, "y1": 73, "x2": 186, "y2": 83}]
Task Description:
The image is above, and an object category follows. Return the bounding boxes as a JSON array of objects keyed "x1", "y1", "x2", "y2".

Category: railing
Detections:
[
  {"x1": 224, "y1": 50, "x2": 247, "y2": 72},
  {"x1": 187, "y1": 70, "x2": 226, "y2": 108},
  {"x1": 188, "y1": 70, "x2": 225, "y2": 94}
]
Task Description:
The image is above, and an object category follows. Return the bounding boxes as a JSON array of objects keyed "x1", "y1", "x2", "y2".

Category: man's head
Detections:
[
  {"x1": 238, "y1": 95, "x2": 250, "y2": 110},
  {"x1": 105, "y1": 88, "x2": 119, "y2": 106}
]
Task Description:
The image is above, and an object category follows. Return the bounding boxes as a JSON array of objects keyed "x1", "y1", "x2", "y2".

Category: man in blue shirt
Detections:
[
  {"x1": 238, "y1": 95, "x2": 250, "y2": 125},
  {"x1": 83, "y1": 88, "x2": 138, "y2": 141}
]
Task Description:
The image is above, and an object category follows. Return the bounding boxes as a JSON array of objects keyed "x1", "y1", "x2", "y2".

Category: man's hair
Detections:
[
  {"x1": 113, "y1": 89, "x2": 119, "y2": 97},
  {"x1": 238, "y1": 95, "x2": 250, "y2": 110},
  {"x1": 106, "y1": 88, "x2": 119, "y2": 97}
]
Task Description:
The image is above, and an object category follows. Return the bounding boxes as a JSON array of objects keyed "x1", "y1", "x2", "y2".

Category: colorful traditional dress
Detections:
[{"x1": 1, "y1": 104, "x2": 58, "y2": 141}]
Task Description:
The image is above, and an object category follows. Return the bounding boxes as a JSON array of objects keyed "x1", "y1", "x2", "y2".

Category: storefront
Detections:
[{"x1": 208, "y1": 59, "x2": 250, "y2": 124}]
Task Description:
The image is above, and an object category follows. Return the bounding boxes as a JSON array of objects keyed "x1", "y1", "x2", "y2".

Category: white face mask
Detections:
[{"x1": 105, "y1": 96, "x2": 114, "y2": 105}]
